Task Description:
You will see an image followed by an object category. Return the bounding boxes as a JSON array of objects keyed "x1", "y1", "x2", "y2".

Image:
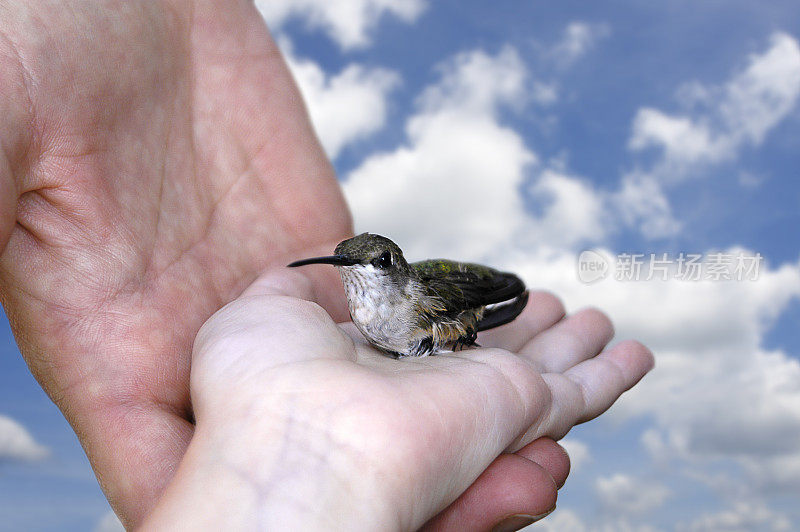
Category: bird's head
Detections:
[{"x1": 288, "y1": 233, "x2": 411, "y2": 288}]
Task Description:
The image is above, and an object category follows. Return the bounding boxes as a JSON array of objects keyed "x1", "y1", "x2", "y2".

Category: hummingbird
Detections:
[{"x1": 288, "y1": 233, "x2": 529, "y2": 358}]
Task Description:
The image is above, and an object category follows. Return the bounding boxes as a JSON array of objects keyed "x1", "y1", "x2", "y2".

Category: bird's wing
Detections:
[{"x1": 410, "y1": 259, "x2": 526, "y2": 312}]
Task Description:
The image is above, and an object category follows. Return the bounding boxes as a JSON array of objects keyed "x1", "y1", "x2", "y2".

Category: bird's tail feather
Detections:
[{"x1": 476, "y1": 291, "x2": 529, "y2": 332}]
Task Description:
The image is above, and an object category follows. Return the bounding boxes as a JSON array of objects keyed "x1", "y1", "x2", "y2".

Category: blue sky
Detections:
[{"x1": 2, "y1": 1, "x2": 800, "y2": 530}]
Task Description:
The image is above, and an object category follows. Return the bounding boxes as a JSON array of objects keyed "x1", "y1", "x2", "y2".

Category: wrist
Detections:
[{"x1": 142, "y1": 404, "x2": 400, "y2": 530}]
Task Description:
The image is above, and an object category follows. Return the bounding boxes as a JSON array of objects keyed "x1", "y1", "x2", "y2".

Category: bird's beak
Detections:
[{"x1": 287, "y1": 255, "x2": 358, "y2": 267}]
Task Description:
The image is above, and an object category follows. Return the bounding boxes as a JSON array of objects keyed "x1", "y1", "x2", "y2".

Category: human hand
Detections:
[
  {"x1": 0, "y1": 0, "x2": 352, "y2": 526},
  {"x1": 142, "y1": 269, "x2": 654, "y2": 531}
]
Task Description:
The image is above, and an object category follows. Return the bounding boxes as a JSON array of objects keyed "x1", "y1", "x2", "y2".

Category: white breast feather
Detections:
[{"x1": 339, "y1": 265, "x2": 422, "y2": 354}]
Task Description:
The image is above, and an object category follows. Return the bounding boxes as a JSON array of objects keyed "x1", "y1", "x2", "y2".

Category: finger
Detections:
[
  {"x1": 285, "y1": 239, "x2": 351, "y2": 321},
  {"x1": 337, "y1": 321, "x2": 363, "y2": 342},
  {"x1": 420, "y1": 454, "x2": 557, "y2": 532},
  {"x1": 478, "y1": 291, "x2": 565, "y2": 351},
  {"x1": 515, "y1": 438, "x2": 571, "y2": 489},
  {"x1": 566, "y1": 339, "x2": 655, "y2": 424},
  {"x1": 519, "y1": 307, "x2": 614, "y2": 373},
  {"x1": 337, "y1": 321, "x2": 378, "y2": 360},
  {"x1": 193, "y1": 284, "x2": 356, "y2": 376},
  {"x1": 240, "y1": 267, "x2": 316, "y2": 300},
  {"x1": 528, "y1": 340, "x2": 654, "y2": 442}
]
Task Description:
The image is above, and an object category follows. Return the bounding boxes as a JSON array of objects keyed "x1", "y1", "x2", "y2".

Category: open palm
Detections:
[{"x1": 144, "y1": 270, "x2": 652, "y2": 530}]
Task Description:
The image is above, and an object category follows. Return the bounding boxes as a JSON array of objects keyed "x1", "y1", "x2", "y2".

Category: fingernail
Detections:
[{"x1": 491, "y1": 508, "x2": 555, "y2": 532}]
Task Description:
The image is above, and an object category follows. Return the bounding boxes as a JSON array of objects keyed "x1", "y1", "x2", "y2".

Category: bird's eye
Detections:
[{"x1": 373, "y1": 251, "x2": 393, "y2": 269}]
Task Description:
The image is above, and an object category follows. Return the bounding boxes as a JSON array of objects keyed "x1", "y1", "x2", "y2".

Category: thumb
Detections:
[{"x1": 280, "y1": 239, "x2": 352, "y2": 321}]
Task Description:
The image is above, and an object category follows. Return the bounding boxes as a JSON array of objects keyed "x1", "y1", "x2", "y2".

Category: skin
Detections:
[{"x1": 0, "y1": 1, "x2": 654, "y2": 529}]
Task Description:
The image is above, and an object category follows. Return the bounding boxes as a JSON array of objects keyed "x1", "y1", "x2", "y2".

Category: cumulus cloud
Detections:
[
  {"x1": 721, "y1": 33, "x2": 800, "y2": 145},
  {"x1": 559, "y1": 438, "x2": 590, "y2": 473},
  {"x1": 629, "y1": 109, "x2": 721, "y2": 166},
  {"x1": 605, "y1": 255, "x2": 800, "y2": 470},
  {"x1": 417, "y1": 46, "x2": 529, "y2": 113},
  {"x1": 526, "y1": 170, "x2": 607, "y2": 247},
  {"x1": 279, "y1": 38, "x2": 399, "y2": 159},
  {"x1": 525, "y1": 21, "x2": 610, "y2": 107},
  {"x1": 256, "y1": 2, "x2": 413, "y2": 162},
  {"x1": 681, "y1": 502, "x2": 792, "y2": 532},
  {"x1": 343, "y1": 46, "x2": 609, "y2": 260},
  {"x1": 611, "y1": 173, "x2": 681, "y2": 239},
  {"x1": 532, "y1": 509, "x2": 589, "y2": 532},
  {"x1": 550, "y1": 22, "x2": 611, "y2": 67},
  {"x1": 629, "y1": 32, "x2": 800, "y2": 175},
  {"x1": 595, "y1": 474, "x2": 671, "y2": 516},
  {"x1": 532, "y1": 508, "x2": 663, "y2": 532},
  {"x1": 619, "y1": 32, "x2": 800, "y2": 238},
  {"x1": 256, "y1": 0, "x2": 426, "y2": 50},
  {"x1": 343, "y1": 46, "x2": 536, "y2": 260},
  {"x1": 0, "y1": 414, "x2": 48, "y2": 462}
]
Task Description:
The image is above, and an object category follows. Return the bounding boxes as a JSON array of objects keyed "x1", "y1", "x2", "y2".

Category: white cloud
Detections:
[
  {"x1": 0, "y1": 414, "x2": 48, "y2": 462},
  {"x1": 550, "y1": 22, "x2": 610, "y2": 66},
  {"x1": 530, "y1": 82, "x2": 559, "y2": 106},
  {"x1": 629, "y1": 109, "x2": 721, "y2": 165},
  {"x1": 595, "y1": 474, "x2": 670, "y2": 516},
  {"x1": 681, "y1": 502, "x2": 792, "y2": 532},
  {"x1": 255, "y1": 0, "x2": 426, "y2": 50},
  {"x1": 559, "y1": 438, "x2": 590, "y2": 473},
  {"x1": 418, "y1": 46, "x2": 528, "y2": 113},
  {"x1": 526, "y1": 21, "x2": 610, "y2": 108},
  {"x1": 621, "y1": 32, "x2": 800, "y2": 238},
  {"x1": 721, "y1": 33, "x2": 800, "y2": 146},
  {"x1": 343, "y1": 46, "x2": 609, "y2": 260},
  {"x1": 94, "y1": 511, "x2": 125, "y2": 532},
  {"x1": 339, "y1": 24, "x2": 622, "y2": 259},
  {"x1": 531, "y1": 508, "x2": 588, "y2": 532},
  {"x1": 611, "y1": 173, "x2": 680, "y2": 239},
  {"x1": 526, "y1": 170, "x2": 606, "y2": 247},
  {"x1": 743, "y1": 451, "x2": 800, "y2": 495},
  {"x1": 530, "y1": 508, "x2": 663, "y2": 532},
  {"x1": 278, "y1": 37, "x2": 399, "y2": 160},
  {"x1": 603, "y1": 258, "x2": 800, "y2": 466},
  {"x1": 629, "y1": 32, "x2": 800, "y2": 174},
  {"x1": 343, "y1": 47, "x2": 537, "y2": 260}
]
